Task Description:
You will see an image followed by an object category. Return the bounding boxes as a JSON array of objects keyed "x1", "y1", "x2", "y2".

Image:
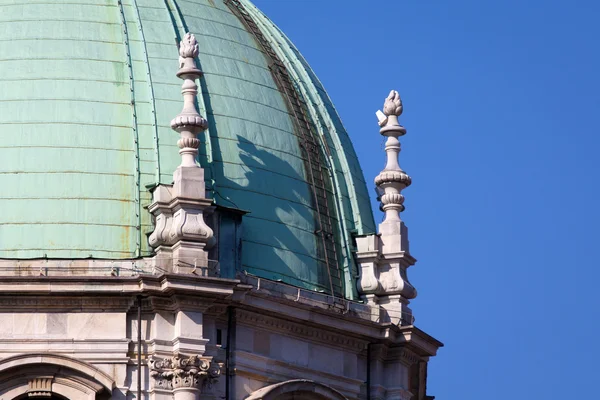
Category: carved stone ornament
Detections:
[
  {"x1": 376, "y1": 90, "x2": 404, "y2": 127},
  {"x1": 148, "y1": 32, "x2": 215, "y2": 273},
  {"x1": 383, "y1": 90, "x2": 403, "y2": 116},
  {"x1": 179, "y1": 33, "x2": 199, "y2": 60},
  {"x1": 355, "y1": 90, "x2": 417, "y2": 325},
  {"x1": 149, "y1": 354, "x2": 221, "y2": 390},
  {"x1": 172, "y1": 32, "x2": 207, "y2": 168},
  {"x1": 28, "y1": 377, "x2": 52, "y2": 397}
]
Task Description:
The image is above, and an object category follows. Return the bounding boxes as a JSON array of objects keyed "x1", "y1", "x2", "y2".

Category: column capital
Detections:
[{"x1": 149, "y1": 353, "x2": 221, "y2": 391}]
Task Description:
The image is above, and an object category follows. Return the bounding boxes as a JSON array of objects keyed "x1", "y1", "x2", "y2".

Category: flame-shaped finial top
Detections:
[
  {"x1": 383, "y1": 90, "x2": 403, "y2": 117},
  {"x1": 176, "y1": 33, "x2": 202, "y2": 77},
  {"x1": 376, "y1": 90, "x2": 405, "y2": 129},
  {"x1": 179, "y1": 33, "x2": 199, "y2": 59}
]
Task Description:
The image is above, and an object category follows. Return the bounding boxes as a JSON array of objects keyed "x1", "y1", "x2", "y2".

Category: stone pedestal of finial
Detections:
[
  {"x1": 148, "y1": 33, "x2": 215, "y2": 274},
  {"x1": 356, "y1": 90, "x2": 417, "y2": 325}
]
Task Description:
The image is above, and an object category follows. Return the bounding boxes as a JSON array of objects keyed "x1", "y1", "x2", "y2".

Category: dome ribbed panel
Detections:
[
  {"x1": 172, "y1": 0, "x2": 329, "y2": 292},
  {"x1": 0, "y1": 0, "x2": 375, "y2": 297},
  {"x1": 0, "y1": 1, "x2": 139, "y2": 258},
  {"x1": 240, "y1": 0, "x2": 376, "y2": 297},
  {"x1": 241, "y1": 0, "x2": 376, "y2": 237}
]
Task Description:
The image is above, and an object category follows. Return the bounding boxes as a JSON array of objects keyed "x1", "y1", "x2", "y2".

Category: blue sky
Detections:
[{"x1": 253, "y1": 0, "x2": 600, "y2": 398}]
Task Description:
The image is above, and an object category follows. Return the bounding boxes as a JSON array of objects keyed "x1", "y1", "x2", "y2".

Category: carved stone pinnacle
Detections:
[
  {"x1": 355, "y1": 90, "x2": 417, "y2": 324},
  {"x1": 172, "y1": 32, "x2": 207, "y2": 168},
  {"x1": 375, "y1": 90, "x2": 411, "y2": 215},
  {"x1": 147, "y1": 31, "x2": 215, "y2": 273}
]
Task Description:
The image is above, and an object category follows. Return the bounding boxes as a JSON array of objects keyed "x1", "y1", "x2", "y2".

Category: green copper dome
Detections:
[{"x1": 0, "y1": 0, "x2": 375, "y2": 296}]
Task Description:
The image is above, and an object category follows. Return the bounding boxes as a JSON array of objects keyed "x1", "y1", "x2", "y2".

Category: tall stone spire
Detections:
[
  {"x1": 355, "y1": 90, "x2": 417, "y2": 325},
  {"x1": 148, "y1": 33, "x2": 215, "y2": 274}
]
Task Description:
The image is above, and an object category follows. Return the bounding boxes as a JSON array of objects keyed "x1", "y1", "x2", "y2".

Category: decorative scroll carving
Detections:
[{"x1": 149, "y1": 354, "x2": 220, "y2": 390}]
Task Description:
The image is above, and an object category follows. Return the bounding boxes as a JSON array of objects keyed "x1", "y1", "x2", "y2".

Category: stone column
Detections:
[{"x1": 173, "y1": 387, "x2": 200, "y2": 400}]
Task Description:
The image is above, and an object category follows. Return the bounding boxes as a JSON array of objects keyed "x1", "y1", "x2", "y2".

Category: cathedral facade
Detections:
[{"x1": 0, "y1": 0, "x2": 441, "y2": 399}]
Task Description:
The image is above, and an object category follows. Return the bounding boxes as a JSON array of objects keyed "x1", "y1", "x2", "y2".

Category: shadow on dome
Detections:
[{"x1": 193, "y1": 57, "x2": 333, "y2": 293}]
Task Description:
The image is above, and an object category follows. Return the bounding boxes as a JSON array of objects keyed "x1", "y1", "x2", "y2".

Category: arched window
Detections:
[
  {"x1": 246, "y1": 379, "x2": 348, "y2": 400},
  {"x1": 15, "y1": 394, "x2": 68, "y2": 400},
  {"x1": 0, "y1": 353, "x2": 114, "y2": 400},
  {"x1": 277, "y1": 392, "x2": 336, "y2": 400}
]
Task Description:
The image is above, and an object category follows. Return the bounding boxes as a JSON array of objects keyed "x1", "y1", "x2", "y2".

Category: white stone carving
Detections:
[
  {"x1": 149, "y1": 32, "x2": 215, "y2": 274},
  {"x1": 356, "y1": 90, "x2": 417, "y2": 325},
  {"x1": 383, "y1": 89, "x2": 403, "y2": 116},
  {"x1": 179, "y1": 32, "x2": 199, "y2": 67},
  {"x1": 172, "y1": 33, "x2": 207, "y2": 169},
  {"x1": 27, "y1": 377, "x2": 52, "y2": 397},
  {"x1": 149, "y1": 354, "x2": 220, "y2": 390}
]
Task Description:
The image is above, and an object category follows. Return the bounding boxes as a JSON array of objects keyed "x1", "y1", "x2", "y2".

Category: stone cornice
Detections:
[
  {"x1": 0, "y1": 296, "x2": 135, "y2": 311},
  {"x1": 371, "y1": 344, "x2": 422, "y2": 365},
  {"x1": 398, "y1": 348, "x2": 421, "y2": 365},
  {"x1": 379, "y1": 251, "x2": 417, "y2": 265},
  {"x1": 0, "y1": 271, "x2": 442, "y2": 356},
  {"x1": 203, "y1": 304, "x2": 229, "y2": 317},
  {"x1": 236, "y1": 309, "x2": 369, "y2": 352},
  {"x1": 147, "y1": 295, "x2": 223, "y2": 312},
  {"x1": 0, "y1": 274, "x2": 246, "y2": 297},
  {"x1": 149, "y1": 196, "x2": 213, "y2": 213},
  {"x1": 0, "y1": 274, "x2": 251, "y2": 313},
  {"x1": 382, "y1": 324, "x2": 444, "y2": 357},
  {"x1": 240, "y1": 278, "x2": 381, "y2": 336},
  {"x1": 236, "y1": 288, "x2": 443, "y2": 358},
  {"x1": 0, "y1": 295, "x2": 239, "y2": 314}
]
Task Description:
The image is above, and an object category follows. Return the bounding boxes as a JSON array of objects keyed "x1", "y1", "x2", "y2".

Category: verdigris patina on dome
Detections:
[{"x1": 0, "y1": 0, "x2": 375, "y2": 297}]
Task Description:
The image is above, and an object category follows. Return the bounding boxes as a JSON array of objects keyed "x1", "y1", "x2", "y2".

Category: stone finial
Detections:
[
  {"x1": 149, "y1": 354, "x2": 221, "y2": 391},
  {"x1": 148, "y1": 32, "x2": 215, "y2": 274},
  {"x1": 172, "y1": 33, "x2": 207, "y2": 169},
  {"x1": 376, "y1": 90, "x2": 404, "y2": 127},
  {"x1": 355, "y1": 90, "x2": 417, "y2": 325},
  {"x1": 179, "y1": 32, "x2": 199, "y2": 59},
  {"x1": 383, "y1": 90, "x2": 403, "y2": 116},
  {"x1": 375, "y1": 90, "x2": 411, "y2": 217}
]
